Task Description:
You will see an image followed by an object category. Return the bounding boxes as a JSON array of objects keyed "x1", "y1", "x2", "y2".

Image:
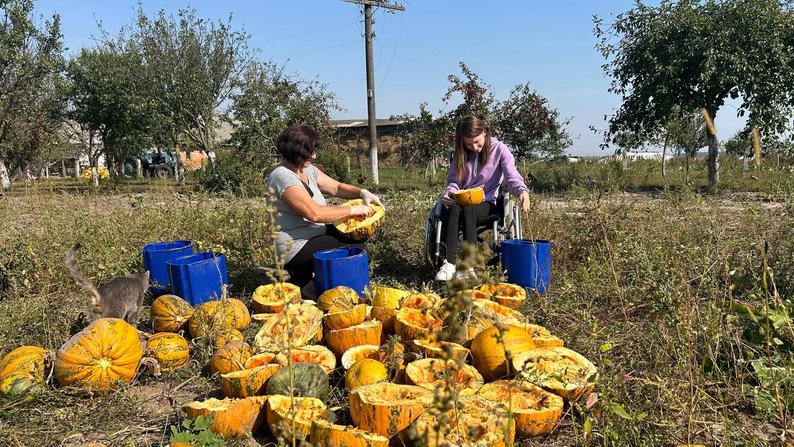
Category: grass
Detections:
[{"x1": 1, "y1": 158, "x2": 793, "y2": 446}]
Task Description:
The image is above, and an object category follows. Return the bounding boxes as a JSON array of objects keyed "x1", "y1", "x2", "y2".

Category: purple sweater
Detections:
[{"x1": 444, "y1": 137, "x2": 529, "y2": 202}]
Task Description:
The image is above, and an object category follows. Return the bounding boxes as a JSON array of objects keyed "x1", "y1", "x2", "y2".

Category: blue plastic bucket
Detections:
[
  {"x1": 167, "y1": 252, "x2": 228, "y2": 306},
  {"x1": 501, "y1": 239, "x2": 552, "y2": 293},
  {"x1": 313, "y1": 247, "x2": 370, "y2": 298},
  {"x1": 142, "y1": 240, "x2": 194, "y2": 293}
]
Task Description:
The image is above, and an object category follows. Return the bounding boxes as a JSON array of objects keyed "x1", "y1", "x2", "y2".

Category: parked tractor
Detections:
[{"x1": 122, "y1": 148, "x2": 177, "y2": 179}]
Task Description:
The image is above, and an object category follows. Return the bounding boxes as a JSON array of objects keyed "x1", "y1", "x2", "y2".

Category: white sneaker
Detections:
[
  {"x1": 454, "y1": 267, "x2": 477, "y2": 281},
  {"x1": 435, "y1": 261, "x2": 457, "y2": 281}
]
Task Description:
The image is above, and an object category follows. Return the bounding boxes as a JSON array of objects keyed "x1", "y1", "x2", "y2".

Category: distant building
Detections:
[
  {"x1": 330, "y1": 119, "x2": 408, "y2": 168},
  {"x1": 599, "y1": 152, "x2": 673, "y2": 163}
]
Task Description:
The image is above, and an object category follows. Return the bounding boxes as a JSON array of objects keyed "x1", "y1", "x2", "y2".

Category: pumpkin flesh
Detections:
[
  {"x1": 512, "y1": 346, "x2": 598, "y2": 401},
  {"x1": 333, "y1": 199, "x2": 385, "y2": 242},
  {"x1": 405, "y1": 358, "x2": 483, "y2": 396},
  {"x1": 310, "y1": 419, "x2": 389, "y2": 447},
  {"x1": 349, "y1": 382, "x2": 433, "y2": 437},
  {"x1": 266, "y1": 395, "x2": 331, "y2": 441},
  {"x1": 183, "y1": 396, "x2": 267, "y2": 439},
  {"x1": 477, "y1": 379, "x2": 564, "y2": 437}
]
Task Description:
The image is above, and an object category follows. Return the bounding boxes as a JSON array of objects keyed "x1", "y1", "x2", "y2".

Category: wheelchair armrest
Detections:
[{"x1": 432, "y1": 194, "x2": 445, "y2": 218}]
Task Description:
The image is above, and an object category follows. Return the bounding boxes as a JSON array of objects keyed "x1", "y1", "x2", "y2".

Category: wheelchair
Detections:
[{"x1": 424, "y1": 190, "x2": 523, "y2": 272}]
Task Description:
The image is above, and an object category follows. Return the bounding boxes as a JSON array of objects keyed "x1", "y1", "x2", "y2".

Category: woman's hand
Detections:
[
  {"x1": 441, "y1": 192, "x2": 456, "y2": 207},
  {"x1": 519, "y1": 191, "x2": 531, "y2": 213},
  {"x1": 349, "y1": 204, "x2": 372, "y2": 216},
  {"x1": 360, "y1": 189, "x2": 385, "y2": 210}
]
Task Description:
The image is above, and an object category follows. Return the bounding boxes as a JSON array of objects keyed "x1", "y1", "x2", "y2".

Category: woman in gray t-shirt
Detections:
[{"x1": 266, "y1": 124, "x2": 384, "y2": 296}]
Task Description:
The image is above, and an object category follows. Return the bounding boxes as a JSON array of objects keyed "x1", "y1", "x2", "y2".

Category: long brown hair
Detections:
[{"x1": 453, "y1": 115, "x2": 492, "y2": 183}]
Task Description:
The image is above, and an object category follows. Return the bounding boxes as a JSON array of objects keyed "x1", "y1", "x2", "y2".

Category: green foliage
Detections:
[
  {"x1": 169, "y1": 415, "x2": 226, "y2": 447},
  {"x1": 0, "y1": 0, "x2": 65, "y2": 175},
  {"x1": 193, "y1": 151, "x2": 264, "y2": 196},
  {"x1": 316, "y1": 144, "x2": 351, "y2": 185}
]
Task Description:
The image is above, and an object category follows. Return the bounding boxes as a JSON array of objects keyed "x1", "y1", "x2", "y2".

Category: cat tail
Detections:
[{"x1": 65, "y1": 243, "x2": 103, "y2": 317}]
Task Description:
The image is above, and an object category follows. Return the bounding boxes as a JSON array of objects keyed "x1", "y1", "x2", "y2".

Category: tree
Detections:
[
  {"x1": 393, "y1": 103, "x2": 452, "y2": 178},
  {"x1": 66, "y1": 44, "x2": 151, "y2": 185},
  {"x1": 228, "y1": 61, "x2": 339, "y2": 169},
  {"x1": 131, "y1": 6, "x2": 253, "y2": 179},
  {"x1": 724, "y1": 130, "x2": 753, "y2": 157},
  {"x1": 494, "y1": 82, "x2": 572, "y2": 160},
  {"x1": 667, "y1": 109, "x2": 708, "y2": 183},
  {"x1": 595, "y1": 0, "x2": 794, "y2": 186},
  {"x1": 0, "y1": 0, "x2": 64, "y2": 190}
]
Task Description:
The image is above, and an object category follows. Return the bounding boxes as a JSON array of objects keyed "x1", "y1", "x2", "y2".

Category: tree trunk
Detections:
[
  {"x1": 685, "y1": 152, "x2": 691, "y2": 184},
  {"x1": 73, "y1": 158, "x2": 80, "y2": 178},
  {"x1": 0, "y1": 159, "x2": 10, "y2": 191},
  {"x1": 661, "y1": 135, "x2": 668, "y2": 178},
  {"x1": 707, "y1": 133, "x2": 719, "y2": 186},
  {"x1": 60, "y1": 159, "x2": 65, "y2": 177},
  {"x1": 91, "y1": 165, "x2": 99, "y2": 187}
]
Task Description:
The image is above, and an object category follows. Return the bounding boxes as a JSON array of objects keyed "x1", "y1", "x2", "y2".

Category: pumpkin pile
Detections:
[{"x1": 0, "y1": 278, "x2": 597, "y2": 444}]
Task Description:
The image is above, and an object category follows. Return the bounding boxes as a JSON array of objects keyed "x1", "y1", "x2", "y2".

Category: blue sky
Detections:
[{"x1": 33, "y1": 0, "x2": 747, "y2": 155}]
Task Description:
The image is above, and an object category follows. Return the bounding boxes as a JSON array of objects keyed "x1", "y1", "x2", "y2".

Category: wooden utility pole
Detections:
[{"x1": 346, "y1": 0, "x2": 404, "y2": 186}]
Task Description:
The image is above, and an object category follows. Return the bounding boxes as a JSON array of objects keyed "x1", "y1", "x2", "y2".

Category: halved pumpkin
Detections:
[
  {"x1": 325, "y1": 320, "x2": 382, "y2": 356},
  {"x1": 512, "y1": 346, "x2": 598, "y2": 401},
  {"x1": 394, "y1": 308, "x2": 442, "y2": 342},
  {"x1": 472, "y1": 299, "x2": 525, "y2": 324},
  {"x1": 369, "y1": 306, "x2": 398, "y2": 334},
  {"x1": 369, "y1": 285, "x2": 411, "y2": 309},
  {"x1": 479, "y1": 283, "x2": 527, "y2": 310},
  {"x1": 412, "y1": 338, "x2": 470, "y2": 364},
  {"x1": 471, "y1": 324, "x2": 536, "y2": 381},
  {"x1": 333, "y1": 199, "x2": 385, "y2": 242},
  {"x1": 251, "y1": 282, "x2": 301, "y2": 313},
  {"x1": 310, "y1": 419, "x2": 389, "y2": 447},
  {"x1": 150, "y1": 294, "x2": 193, "y2": 333},
  {"x1": 400, "y1": 292, "x2": 442, "y2": 310},
  {"x1": 453, "y1": 187, "x2": 484, "y2": 207},
  {"x1": 219, "y1": 364, "x2": 281, "y2": 398},
  {"x1": 244, "y1": 352, "x2": 278, "y2": 369},
  {"x1": 409, "y1": 395, "x2": 514, "y2": 447},
  {"x1": 519, "y1": 323, "x2": 564, "y2": 348},
  {"x1": 145, "y1": 332, "x2": 189, "y2": 370},
  {"x1": 348, "y1": 382, "x2": 433, "y2": 437},
  {"x1": 405, "y1": 358, "x2": 483, "y2": 396},
  {"x1": 0, "y1": 346, "x2": 50, "y2": 395},
  {"x1": 477, "y1": 379, "x2": 563, "y2": 437},
  {"x1": 341, "y1": 344, "x2": 380, "y2": 370},
  {"x1": 266, "y1": 394, "x2": 332, "y2": 441},
  {"x1": 253, "y1": 303, "x2": 324, "y2": 353},
  {"x1": 317, "y1": 285, "x2": 361, "y2": 313},
  {"x1": 272, "y1": 345, "x2": 336, "y2": 375},
  {"x1": 183, "y1": 396, "x2": 267, "y2": 439}
]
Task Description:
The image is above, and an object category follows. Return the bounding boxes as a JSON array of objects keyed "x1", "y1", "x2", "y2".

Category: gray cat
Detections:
[{"x1": 65, "y1": 243, "x2": 150, "y2": 325}]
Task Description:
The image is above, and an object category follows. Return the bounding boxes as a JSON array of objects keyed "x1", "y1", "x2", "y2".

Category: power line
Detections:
[
  {"x1": 270, "y1": 40, "x2": 359, "y2": 60},
  {"x1": 255, "y1": 21, "x2": 358, "y2": 45}
]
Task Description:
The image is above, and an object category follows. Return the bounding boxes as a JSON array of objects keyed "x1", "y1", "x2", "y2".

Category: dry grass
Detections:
[{"x1": 0, "y1": 172, "x2": 792, "y2": 446}]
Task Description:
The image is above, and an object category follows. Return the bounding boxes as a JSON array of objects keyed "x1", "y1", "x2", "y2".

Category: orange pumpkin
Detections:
[
  {"x1": 470, "y1": 324, "x2": 536, "y2": 381},
  {"x1": 183, "y1": 396, "x2": 267, "y2": 439},
  {"x1": 349, "y1": 382, "x2": 433, "y2": 437},
  {"x1": 188, "y1": 300, "x2": 238, "y2": 339},
  {"x1": 472, "y1": 299, "x2": 525, "y2": 324},
  {"x1": 369, "y1": 285, "x2": 411, "y2": 309},
  {"x1": 405, "y1": 358, "x2": 483, "y2": 396},
  {"x1": 519, "y1": 323, "x2": 564, "y2": 348},
  {"x1": 210, "y1": 341, "x2": 253, "y2": 375},
  {"x1": 226, "y1": 298, "x2": 251, "y2": 330},
  {"x1": 325, "y1": 320, "x2": 382, "y2": 356},
  {"x1": 145, "y1": 332, "x2": 190, "y2": 370},
  {"x1": 243, "y1": 352, "x2": 278, "y2": 369},
  {"x1": 345, "y1": 358, "x2": 388, "y2": 390},
  {"x1": 512, "y1": 346, "x2": 598, "y2": 401},
  {"x1": 477, "y1": 379, "x2": 564, "y2": 437},
  {"x1": 409, "y1": 395, "x2": 514, "y2": 447},
  {"x1": 479, "y1": 283, "x2": 527, "y2": 310},
  {"x1": 309, "y1": 419, "x2": 390, "y2": 447},
  {"x1": 266, "y1": 395, "x2": 332, "y2": 441},
  {"x1": 218, "y1": 364, "x2": 281, "y2": 398},
  {"x1": 54, "y1": 318, "x2": 143, "y2": 392},
  {"x1": 369, "y1": 306, "x2": 398, "y2": 334},
  {"x1": 324, "y1": 303, "x2": 367, "y2": 331},
  {"x1": 211, "y1": 328, "x2": 245, "y2": 349},
  {"x1": 150, "y1": 294, "x2": 193, "y2": 333},
  {"x1": 251, "y1": 282, "x2": 301, "y2": 313},
  {"x1": 0, "y1": 346, "x2": 50, "y2": 395},
  {"x1": 317, "y1": 285, "x2": 360, "y2": 312}
]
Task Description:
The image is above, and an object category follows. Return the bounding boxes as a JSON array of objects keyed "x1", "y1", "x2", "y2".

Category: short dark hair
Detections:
[{"x1": 276, "y1": 124, "x2": 319, "y2": 166}]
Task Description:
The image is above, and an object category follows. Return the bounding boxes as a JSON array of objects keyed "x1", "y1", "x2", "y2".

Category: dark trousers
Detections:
[
  {"x1": 284, "y1": 225, "x2": 367, "y2": 289},
  {"x1": 441, "y1": 201, "x2": 498, "y2": 263}
]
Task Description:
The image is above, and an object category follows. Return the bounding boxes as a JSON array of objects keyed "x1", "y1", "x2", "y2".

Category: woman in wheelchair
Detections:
[
  {"x1": 435, "y1": 115, "x2": 531, "y2": 281},
  {"x1": 266, "y1": 124, "x2": 384, "y2": 296}
]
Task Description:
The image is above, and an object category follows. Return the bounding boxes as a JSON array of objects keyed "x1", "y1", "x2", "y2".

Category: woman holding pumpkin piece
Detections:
[
  {"x1": 267, "y1": 124, "x2": 384, "y2": 296},
  {"x1": 435, "y1": 114, "x2": 531, "y2": 281}
]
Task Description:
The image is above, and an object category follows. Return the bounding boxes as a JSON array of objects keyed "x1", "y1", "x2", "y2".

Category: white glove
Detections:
[
  {"x1": 360, "y1": 189, "x2": 385, "y2": 210},
  {"x1": 349, "y1": 204, "x2": 372, "y2": 216}
]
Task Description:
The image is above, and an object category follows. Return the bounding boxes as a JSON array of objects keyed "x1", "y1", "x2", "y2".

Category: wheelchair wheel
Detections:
[{"x1": 424, "y1": 208, "x2": 446, "y2": 272}]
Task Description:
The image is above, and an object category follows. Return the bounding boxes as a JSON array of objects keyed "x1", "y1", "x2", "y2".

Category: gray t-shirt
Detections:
[{"x1": 266, "y1": 164, "x2": 328, "y2": 263}]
